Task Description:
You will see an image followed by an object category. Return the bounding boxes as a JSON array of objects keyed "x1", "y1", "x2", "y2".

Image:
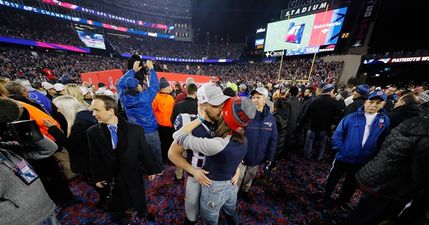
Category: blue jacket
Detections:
[
  {"x1": 238, "y1": 92, "x2": 250, "y2": 98},
  {"x1": 117, "y1": 69, "x2": 159, "y2": 133},
  {"x1": 332, "y1": 107, "x2": 390, "y2": 164},
  {"x1": 243, "y1": 105, "x2": 278, "y2": 166},
  {"x1": 28, "y1": 90, "x2": 52, "y2": 114}
]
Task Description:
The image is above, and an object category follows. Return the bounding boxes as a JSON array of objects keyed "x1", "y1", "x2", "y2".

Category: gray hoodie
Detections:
[{"x1": 0, "y1": 137, "x2": 57, "y2": 225}]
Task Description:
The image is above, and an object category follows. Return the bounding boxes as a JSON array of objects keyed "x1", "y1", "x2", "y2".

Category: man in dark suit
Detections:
[{"x1": 87, "y1": 95, "x2": 162, "y2": 225}]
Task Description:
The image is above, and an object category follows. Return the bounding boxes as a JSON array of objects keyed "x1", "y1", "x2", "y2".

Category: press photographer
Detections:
[
  {"x1": 0, "y1": 98, "x2": 60, "y2": 225},
  {"x1": 0, "y1": 97, "x2": 74, "y2": 205}
]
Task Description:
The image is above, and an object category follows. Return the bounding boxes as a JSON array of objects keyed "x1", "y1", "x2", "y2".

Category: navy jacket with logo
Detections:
[{"x1": 243, "y1": 105, "x2": 278, "y2": 166}]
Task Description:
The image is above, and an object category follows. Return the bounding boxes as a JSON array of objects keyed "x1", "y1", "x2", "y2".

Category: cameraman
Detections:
[
  {"x1": 117, "y1": 58, "x2": 163, "y2": 171},
  {"x1": 0, "y1": 98, "x2": 60, "y2": 225}
]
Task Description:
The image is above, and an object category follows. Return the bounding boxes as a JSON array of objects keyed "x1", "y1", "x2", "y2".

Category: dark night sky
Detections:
[
  {"x1": 192, "y1": 0, "x2": 289, "y2": 43},
  {"x1": 192, "y1": 0, "x2": 426, "y2": 54}
]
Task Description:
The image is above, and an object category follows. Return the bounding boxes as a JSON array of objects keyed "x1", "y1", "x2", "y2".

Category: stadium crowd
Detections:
[
  {"x1": 108, "y1": 35, "x2": 244, "y2": 59},
  {"x1": 1, "y1": 51, "x2": 428, "y2": 224},
  {"x1": 0, "y1": 7, "x2": 85, "y2": 48},
  {"x1": 166, "y1": 58, "x2": 342, "y2": 84},
  {"x1": 0, "y1": 6, "x2": 242, "y2": 59},
  {"x1": 0, "y1": 47, "x2": 124, "y2": 84},
  {"x1": 0, "y1": 47, "x2": 342, "y2": 88}
]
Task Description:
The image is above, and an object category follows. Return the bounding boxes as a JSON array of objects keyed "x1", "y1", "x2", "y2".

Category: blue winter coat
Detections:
[
  {"x1": 117, "y1": 69, "x2": 159, "y2": 133},
  {"x1": 238, "y1": 92, "x2": 250, "y2": 98},
  {"x1": 243, "y1": 105, "x2": 278, "y2": 166},
  {"x1": 332, "y1": 107, "x2": 390, "y2": 164},
  {"x1": 28, "y1": 90, "x2": 52, "y2": 114}
]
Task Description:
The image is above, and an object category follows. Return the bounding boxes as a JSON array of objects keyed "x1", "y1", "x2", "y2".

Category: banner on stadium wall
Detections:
[
  {"x1": 0, "y1": 36, "x2": 90, "y2": 53},
  {"x1": 41, "y1": 0, "x2": 172, "y2": 30},
  {"x1": 157, "y1": 72, "x2": 213, "y2": 85},
  {"x1": 121, "y1": 53, "x2": 234, "y2": 63},
  {"x1": 80, "y1": 69, "x2": 123, "y2": 89},
  {"x1": 363, "y1": 56, "x2": 429, "y2": 64},
  {"x1": 81, "y1": 69, "x2": 213, "y2": 87}
]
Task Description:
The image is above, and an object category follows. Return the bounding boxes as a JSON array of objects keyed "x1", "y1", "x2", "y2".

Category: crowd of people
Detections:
[
  {"x1": 0, "y1": 7, "x2": 85, "y2": 47},
  {"x1": 0, "y1": 47, "x2": 124, "y2": 84},
  {"x1": 18, "y1": 0, "x2": 179, "y2": 34},
  {"x1": 1, "y1": 53, "x2": 428, "y2": 224},
  {"x1": 115, "y1": 0, "x2": 192, "y2": 18},
  {"x1": 108, "y1": 35, "x2": 244, "y2": 59},
  {"x1": 0, "y1": 47, "x2": 343, "y2": 90},
  {"x1": 0, "y1": 5, "x2": 238, "y2": 60},
  {"x1": 165, "y1": 58, "x2": 343, "y2": 84}
]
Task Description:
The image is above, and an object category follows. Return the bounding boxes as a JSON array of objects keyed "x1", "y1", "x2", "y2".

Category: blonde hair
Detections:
[
  {"x1": 53, "y1": 95, "x2": 87, "y2": 135},
  {"x1": 65, "y1": 84, "x2": 87, "y2": 106},
  {"x1": 0, "y1": 82, "x2": 8, "y2": 97}
]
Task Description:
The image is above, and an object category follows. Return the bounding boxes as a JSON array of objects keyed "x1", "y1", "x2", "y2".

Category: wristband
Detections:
[{"x1": 197, "y1": 114, "x2": 205, "y2": 123}]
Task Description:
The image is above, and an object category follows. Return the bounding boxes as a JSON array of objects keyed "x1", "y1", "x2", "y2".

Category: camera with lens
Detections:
[
  {"x1": 0, "y1": 120, "x2": 43, "y2": 144},
  {"x1": 127, "y1": 53, "x2": 147, "y2": 82}
]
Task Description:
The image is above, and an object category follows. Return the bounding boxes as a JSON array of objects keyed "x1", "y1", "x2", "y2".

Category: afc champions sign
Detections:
[{"x1": 281, "y1": 0, "x2": 330, "y2": 18}]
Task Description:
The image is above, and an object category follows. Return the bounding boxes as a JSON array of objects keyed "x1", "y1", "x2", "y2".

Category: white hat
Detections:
[
  {"x1": 19, "y1": 80, "x2": 34, "y2": 91},
  {"x1": 80, "y1": 86, "x2": 90, "y2": 95},
  {"x1": 53, "y1": 83, "x2": 65, "y2": 92},
  {"x1": 96, "y1": 87, "x2": 107, "y2": 95},
  {"x1": 197, "y1": 83, "x2": 230, "y2": 106},
  {"x1": 42, "y1": 82, "x2": 54, "y2": 90},
  {"x1": 99, "y1": 89, "x2": 114, "y2": 96},
  {"x1": 19, "y1": 80, "x2": 32, "y2": 87},
  {"x1": 239, "y1": 84, "x2": 247, "y2": 90},
  {"x1": 250, "y1": 87, "x2": 269, "y2": 98}
]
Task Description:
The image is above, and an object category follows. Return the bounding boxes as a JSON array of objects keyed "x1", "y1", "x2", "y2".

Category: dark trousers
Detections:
[
  {"x1": 324, "y1": 159, "x2": 364, "y2": 205},
  {"x1": 158, "y1": 125, "x2": 174, "y2": 164},
  {"x1": 345, "y1": 191, "x2": 408, "y2": 225},
  {"x1": 31, "y1": 156, "x2": 74, "y2": 204}
]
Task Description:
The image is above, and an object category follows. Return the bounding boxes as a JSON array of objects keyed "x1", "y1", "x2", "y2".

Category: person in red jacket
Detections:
[{"x1": 175, "y1": 77, "x2": 196, "y2": 104}]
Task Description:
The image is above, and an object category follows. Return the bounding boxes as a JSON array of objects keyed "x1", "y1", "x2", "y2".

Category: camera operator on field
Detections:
[{"x1": 0, "y1": 98, "x2": 60, "y2": 225}]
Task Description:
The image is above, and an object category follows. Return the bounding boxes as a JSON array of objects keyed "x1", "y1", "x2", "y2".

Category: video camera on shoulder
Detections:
[
  {"x1": 127, "y1": 53, "x2": 147, "y2": 82},
  {"x1": 0, "y1": 120, "x2": 43, "y2": 144}
]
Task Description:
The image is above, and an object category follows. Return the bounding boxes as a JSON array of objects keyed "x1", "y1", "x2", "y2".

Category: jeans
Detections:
[
  {"x1": 185, "y1": 175, "x2": 202, "y2": 221},
  {"x1": 144, "y1": 130, "x2": 163, "y2": 171},
  {"x1": 200, "y1": 180, "x2": 239, "y2": 225},
  {"x1": 303, "y1": 130, "x2": 328, "y2": 160}
]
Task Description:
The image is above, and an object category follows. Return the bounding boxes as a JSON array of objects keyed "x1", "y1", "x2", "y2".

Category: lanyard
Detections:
[{"x1": 0, "y1": 151, "x2": 18, "y2": 172}]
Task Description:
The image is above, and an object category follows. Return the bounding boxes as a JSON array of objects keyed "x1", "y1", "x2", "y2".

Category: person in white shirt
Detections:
[{"x1": 323, "y1": 91, "x2": 391, "y2": 211}]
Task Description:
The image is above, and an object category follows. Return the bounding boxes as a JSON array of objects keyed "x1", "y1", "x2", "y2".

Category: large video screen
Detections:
[
  {"x1": 77, "y1": 31, "x2": 106, "y2": 49},
  {"x1": 264, "y1": 7, "x2": 347, "y2": 55}
]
